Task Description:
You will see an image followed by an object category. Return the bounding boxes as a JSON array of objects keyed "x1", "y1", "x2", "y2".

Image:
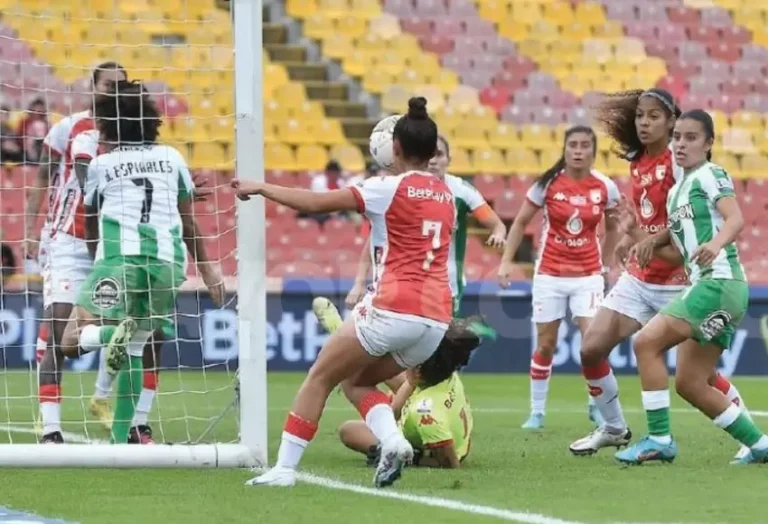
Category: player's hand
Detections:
[
  {"x1": 23, "y1": 237, "x2": 39, "y2": 260},
  {"x1": 691, "y1": 241, "x2": 720, "y2": 268},
  {"x1": 485, "y1": 232, "x2": 506, "y2": 250},
  {"x1": 616, "y1": 195, "x2": 637, "y2": 235},
  {"x1": 613, "y1": 235, "x2": 634, "y2": 270},
  {"x1": 200, "y1": 264, "x2": 225, "y2": 307},
  {"x1": 192, "y1": 172, "x2": 214, "y2": 202},
  {"x1": 345, "y1": 281, "x2": 366, "y2": 309},
  {"x1": 497, "y1": 260, "x2": 516, "y2": 288},
  {"x1": 630, "y1": 237, "x2": 656, "y2": 269},
  {"x1": 230, "y1": 178, "x2": 263, "y2": 201}
]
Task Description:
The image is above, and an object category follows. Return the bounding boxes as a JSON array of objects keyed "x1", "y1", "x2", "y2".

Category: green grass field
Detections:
[{"x1": 1, "y1": 371, "x2": 767, "y2": 524}]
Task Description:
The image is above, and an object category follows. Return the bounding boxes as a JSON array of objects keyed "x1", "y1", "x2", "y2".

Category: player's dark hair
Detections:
[
  {"x1": 393, "y1": 97, "x2": 438, "y2": 163},
  {"x1": 536, "y1": 125, "x2": 596, "y2": 189},
  {"x1": 678, "y1": 109, "x2": 715, "y2": 161},
  {"x1": 592, "y1": 88, "x2": 680, "y2": 161},
  {"x1": 93, "y1": 80, "x2": 161, "y2": 145},
  {"x1": 418, "y1": 316, "x2": 488, "y2": 388},
  {"x1": 437, "y1": 134, "x2": 451, "y2": 160},
  {"x1": 92, "y1": 62, "x2": 127, "y2": 86}
]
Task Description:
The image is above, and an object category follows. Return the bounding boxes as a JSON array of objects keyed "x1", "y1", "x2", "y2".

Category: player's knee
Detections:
[
  {"x1": 633, "y1": 331, "x2": 656, "y2": 358},
  {"x1": 338, "y1": 421, "x2": 354, "y2": 443},
  {"x1": 580, "y1": 334, "x2": 605, "y2": 367}
]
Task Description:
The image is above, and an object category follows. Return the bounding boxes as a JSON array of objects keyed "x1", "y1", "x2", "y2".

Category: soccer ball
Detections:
[{"x1": 369, "y1": 114, "x2": 401, "y2": 170}]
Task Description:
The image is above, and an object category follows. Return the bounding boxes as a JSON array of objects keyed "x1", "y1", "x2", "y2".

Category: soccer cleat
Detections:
[
  {"x1": 615, "y1": 436, "x2": 677, "y2": 465},
  {"x1": 521, "y1": 412, "x2": 544, "y2": 430},
  {"x1": 366, "y1": 444, "x2": 382, "y2": 467},
  {"x1": 730, "y1": 447, "x2": 768, "y2": 465},
  {"x1": 374, "y1": 437, "x2": 413, "y2": 488},
  {"x1": 244, "y1": 466, "x2": 297, "y2": 487},
  {"x1": 40, "y1": 431, "x2": 64, "y2": 444},
  {"x1": 570, "y1": 427, "x2": 632, "y2": 456},
  {"x1": 312, "y1": 297, "x2": 343, "y2": 334},
  {"x1": 104, "y1": 318, "x2": 138, "y2": 376},
  {"x1": 588, "y1": 404, "x2": 605, "y2": 427},
  {"x1": 128, "y1": 425, "x2": 155, "y2": 445},
  {"x1": 88, "y1": 397, "x2": 113, "y2": 431}
]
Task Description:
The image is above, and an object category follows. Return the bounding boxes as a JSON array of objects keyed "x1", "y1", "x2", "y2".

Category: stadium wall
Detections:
[{"x1": 2, "y1": 287, "x2": 768, "y2": 376}]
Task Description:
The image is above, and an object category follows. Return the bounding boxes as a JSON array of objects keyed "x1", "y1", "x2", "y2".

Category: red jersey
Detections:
[
  {"x1": 626, "y1": 148, "x2": 687, "y2": 286},
  {"x1": 349, "y1": 171, "x2": 455, "y2": 324},
  {"x1": 49, "y1": 118, "x2": 97, "y2": 240},
  {"x1": 527, "y1": 170, "x2": 620, "y2": 278}
]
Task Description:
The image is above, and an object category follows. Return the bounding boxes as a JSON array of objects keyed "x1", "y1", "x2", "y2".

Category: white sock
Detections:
[
  {"x1": 93, "y1": 349, "x2": 113, "y2": 399},
  {"x1": 365, "y1": 403, "x2": 401, "y2": 445},
  {"x1": 132, "y1": 388, "x2": 155, "y2": 426},
  {"x1": 79, "y1": 325, "x2": 103, "y2": 353},
  {"x1": 530, "y1": 356, "x2": 552, "y2": 415},
  {"x1": 41, "y1": 402, "x2": 61, "y2": 435},
  {"x1": 752, "y1": 435, "x2": 768, "y2": 451},
  {"x1": 275, "y1": 431, "x2": 308, "y2": 470},
  {"x1": 585, "y1": 366, "x2": 626, "y2": 432},
  {"x1": 642, "y1": 389, "x2": 672, "y2": 445},
  {"x1": 713, "y1": 403, "x2": 741, "y2": 429}
]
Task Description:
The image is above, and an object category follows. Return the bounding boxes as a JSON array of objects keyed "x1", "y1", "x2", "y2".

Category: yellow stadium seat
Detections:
[
  {"x1": 594, "y1": 152, "x2": 610, "y2": 175},
  {"x1": 753, "y1": 131, "x2": 768, "y2": 155},
  {"x1": 574, "y1": 2, "x2": 607, "y2": 27},
  {"x1": 614, "y1": 38, "x2": 648, "y2": 65},
  {"x1": 605, "y1": 153, "x2": 629, "y2": 178},
  {"x1": 433, "y1": 106, "x2": 464, "y2": 136},
  {"x1": 388, "y1": 33, "x2": 421, "y2": 54},
  {"x1": 581, "y1": 39, "x2": 613, "y2": 64},
  {"x1": 351, "y1": 0, "x2": 383, "y2": 19},
  {"x1": 539, "y1": 147, "x2": 563, "y2": 170},
  {"x1": 381, "y1": 85, "x2": 411, "y2": 114},
  {"x1": 318, "y1": 0, "x2": 351, "y2": 17},
  {"x1": 315, "y1": 119, "x2": 348, "y2": 146},
  {"x1": 208, "y1": 116, "x2": 235, "y2": 144},
  {"x1": 190, "y1": 142, "x2": 230, "y2": 170},
  {"x1": 560, "y1": 74, "x2": 593, "y2": 97},
  {"x1": 603, "y1": 61, "x2": 636, "y2": 79},
  {"x1": 741, "y1": 153, "x2": 768, "y2": 179},
  {"x1": 709, "y1": 110, "x2": 730, "y2": 133},
  {"x1": 716, "y1": 153, "x2": 741, "y2": 178},
  {"x1": 397, "y1": 69, "x2": 427, "y2": 88},
  {"x1": 264, "y1": 123, "x2": 278, "y2": 145},
  {"x1": 432, "y1": 69, "x2": 460, "y2": 94},
  {"x1": 447, "y1": 86, "x2": 480, "y2": 114},
  {"x1": 473, "y1": 148, "x2": 507, "y2": 173},
  {"x1": 449, "y1": 148, "x2": 473, "y2": 176},
  {"x1": 452, "y1": 126, "x2": 490, "y2": 150},
  {"x1": 292, "y1": 101, "x2": 326, "y2": 123},
  {"x1": 528, "y1": 20, "x2": 561, "y2": 43},
  {"x1": 488, "y1": 123, "x2": 521, "y2": 150},
  {"x1": 518, "y1": 39, "x2": 549, "y2": 60},
  {"x1": 468, "y1": 106, "x2": 501, "y2": 133},
  {"x1": 733, "y1": 9, "x2": 766, "y2": 33},
  {"x1": 303, "y1": 13, "x2": 335, "y2": 40},
  {"x1": 408, "y1": 53, "x2": 441, "y2": 76},
  {"x1": 479, "y1": 0, "x2": 509, "y2": 23},
  {"x1": 265, "y1": 143, "x2": 297, "y2": 171},
  {"x1": 593, "y1": 74, "x2": 625, "y2": 92},
  {"x1": 498, "y1": 20, "x2": 531, "y2": 41},
  {"x1": 559, "y1": 23, "x2": 593, "y2": 43},
  {"x1": 635, "y1": 57, "x2": 667, "y2": 80},
  {"x1": 511, "y1": 2, "x2": 544, "y2": 25},
  {"x1": 362, "y1": 69, "x2": 395, "y2": 94},
  {"x1": 336, "y1": 15, "x2": 367, "y2": 38},
  {"x1": 505, "y1": 147, "x2": 540, "y2": 174},
  {"x1": 187, "y1": 97, "x2": 220, "y2": 119},
  {"x1": 286, "y1": 0, "x2": 318, "y2": 19},
  {"x1": 593, "y1": 20, "x2": 625, "y2": 39},
  {"x1": 369, "y1": 14, "x2": 402, "y2": 40},
  {"x1": 264, "y1": 100, "x2": 293, "y2": 123},
  {"x1": 377, "y1": 51, "x2": 408, "y2": 76},
  {"x1": 731, "y1": 111, "x2": 765, "y2": 132},
  {"x1": 548, "y1": 41, "x2": 581, "y2": 64},
  {"x1": 622, "y1": 75, "x2": 649, "y2": 91},
  {"x1": 173, "y1": 117, "x2": 209, "y2": 143},
  {"x1": 342, "y1": 50, "x2": 375, "y2": 77},
  {"x1": 277, "y1": 119, "x2": 316, "y2": 146},
  {"x1": 412, "y1": 85, "x2": 445, "y2": 113},
  {"x1": 356, "y1": 33, "x2": 385, "y2": 53},
  {"x1": 543, "y1": 2, "x2": 575, "y2": 26},
  {"x1": 329, "y1": 143, "x2": 365, "y2": 172},
  {"x1": 295, "y1": 144, "x2": 330, "y2": 171},
  {"x1": 323, "y1": 34, "x2": 355, "y2": 60},
  {"x1": 721, "y1": 128, "x2": 756, "y2": 155},
  {"x1": 274, "y1": 82, "x2": 307, "y2": 106},
  {"x1": 519, "y1": 125, "x2": 555, "y2": 151}
]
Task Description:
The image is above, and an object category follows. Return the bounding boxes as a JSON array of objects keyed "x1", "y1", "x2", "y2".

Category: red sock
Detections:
[
  {"x1": 530, "y1": 352, "x2": 552, "y2": 380},
  {"x1": 283, "y1": 412, "x2": 318, "y2": 442},
  {"x1": 712, "y1": 373, "x2": 730, "y2": 395},
  {"x1": 582, "y1": 360, "x2": 612, "y2": 396},
  {"x1": 355, "y1": 389, "x2": 391, "y2": 420},
  {"x1": 143, "y1": 370, "x2": 158, "y2": 391},
  {"x1": 39, "y1": 384, "x2": 61, "y2": 403}
]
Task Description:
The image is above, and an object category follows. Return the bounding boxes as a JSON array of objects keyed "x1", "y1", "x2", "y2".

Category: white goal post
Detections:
[{"x1": 0, "y1": 0, "x2": 267, "y2": 467}]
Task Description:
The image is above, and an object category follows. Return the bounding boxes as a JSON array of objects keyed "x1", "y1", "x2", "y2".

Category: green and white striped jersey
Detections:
[
  {"x1": 666, "y1": 161, "x2": 745, "y2": 284},
  {"x1": 443, "y1": 174, "x2": 487, "y2": 298},
  {"x1": 84, "y1": 144, "x2": 193, "y2": 267}
]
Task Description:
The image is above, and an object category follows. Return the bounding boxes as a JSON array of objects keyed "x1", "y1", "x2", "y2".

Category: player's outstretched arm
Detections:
[
  {"x1": 231, "y1": 179, "x2": 359, "y2": 214},
  {"x1": 179, "y1": 198, "x2": 224, "y2": 306},
  {"x1": 473, "y1": 205, "x2": 506, "y2": 250},
  {"x1": 498, "y1": 199, "x2": 539, "y2": 287}
]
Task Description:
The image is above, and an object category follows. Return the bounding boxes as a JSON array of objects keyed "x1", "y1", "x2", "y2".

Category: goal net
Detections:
[{"x1": 0, "y1": 0, "x2": 266, "y2": 467}]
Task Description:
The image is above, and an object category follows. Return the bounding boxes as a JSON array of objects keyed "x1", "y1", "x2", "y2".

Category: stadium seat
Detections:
[
  {"x1": 449, "y1": 147, "x2": 473, "y2": 175},
  {"x1": 329, "y1": 143, "x2": 365, "y2": 171},
  {"x1": 265, "y1": 143, "x2": 297, "y2": 171},
  {"x1": 452, "y1": 125, "x2": 490, "y2": 150},
  {"x1": 741, "y1": 154, "x2": 768, "y2": 179},
  {"x1": 472, "y1": 148, "x2": 506, "y2": 173},
  {"x1": 295, "y1": 144, "x2": 330, "y2": 171}
]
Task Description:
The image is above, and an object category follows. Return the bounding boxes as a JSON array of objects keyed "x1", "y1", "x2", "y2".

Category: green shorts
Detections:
[
  {"x1": 660, "y1": 279, "x2": 748, "y2": 349},
  {"x1": 77, "y1": 255, "x2": 184, "y2": 333}
]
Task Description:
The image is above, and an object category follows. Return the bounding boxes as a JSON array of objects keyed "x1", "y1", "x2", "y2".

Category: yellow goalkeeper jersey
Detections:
[{"x1": 399, "y1": 373, "x2": 472, "y2": 460}]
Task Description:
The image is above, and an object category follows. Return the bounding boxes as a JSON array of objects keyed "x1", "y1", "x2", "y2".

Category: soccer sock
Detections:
[
  {"x1": 110, "y1": 355, "x2": 143, "y2": 443},
  {"x1": 357, "y1": 389, "x2": 399, "y2": 444},
  {"x1": 712, "y1": 373, "x2": 751, "y2": 419},
  {"x1": 132, "y1": 370, "x2": 158, "y2": 427},
  {"x1": 713, "y1": 403, "x2": 768, "y2": 450},
  {"x1": 642, "y1": 390, "x2": 672, "y2": 445},
  {"x1": 583, "y1": 360, "x2": 626, "y2": 432},
  {"x1": 529, "y1": 352, "x2": 552, "y2": 415},
  {"x1": 79, "y1": 325, "x2": 116, "y2": 354},
  {"x1": 276, "y1": 412, "x2": 318, "y2": 470},
  {"x1": 39, "y1": 384, "x2": 61, "y2": 435},
  {"x1": 93, "y1": 349, "x2": 113, "y2": 399},
  {"x1": 35, "y1": 323, "x2": 47, "y2": 388}
]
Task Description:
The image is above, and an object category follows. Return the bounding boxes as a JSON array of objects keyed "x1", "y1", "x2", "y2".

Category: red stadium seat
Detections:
[
  {"x1": 414, "y1": 0, "x2": 447, "y2": 17},
  {"x1": 492, "y1": 70, "x2": 526, "y2": 92},
  {"x1": 710, "y1": 94, "x2": 743, "y2": 114},
  {"x1": 502, "y1": 55, "x2": 537, "y2": 76},
  {"x1": 699, "y1": 7, "x2": 733, "y2": 28},
  {"x1": 472, "y1": 174, "x2": 506, "y2": 201},
  {"x1": 493, "y1": 190, "x2": 522, "y2": 221},
  {"x1": 432, "y1": 17, "x2": 464, "y2": 37},
  {"x1": 474, "y1": 54, "x2": 504, "y2": 73},
  {"x1": 420, "y1": 34, "x2": 454, "y2": 54},
  {"x1": 667, "y1": 6, "x2": 699, "y2": 25},
  {"x1": 721, "y1": 26, "x2": 752, "y2": 46},
  {"x1": 688, "y1": 25, "x2": 721, "y2": 46},
  {"x1": 479, "y1": 86, "x2": 511, "y2": 114},
  {"x1": 688, "y1": 75, "x2": 721, "y2": 96},
  {"x1": 400, "y1": 17, "x2": 432, "y2": 36},
  {"x1": 678, "y1": 41, "x2": 708, "y2": 63},
  {"x1": 485, "y1": 35, "x2": 517, "y2": 56},
  {"x1": 464, "y1": 18, "x2": 495, "y2": 36},
  {"x1": 709, "y1": 43, "x2": 743, "y2": 63},
  {"x1": 656, "y1": 24, "x2": 688, "y2": 43},
  {"x1": 721, "y1": 78, "x2": 752, "y2": 97},
  {"x1": 453, "y1": 35, "x2": 486, "y2": 56},
  {"x1": 460, "y1": 70, "x2": 494, "y2": 90},
  {"x1": 656, "y1": 74, "x2": 688, "y2": 100},
  {"x1": 624, "y1": 22, "x2": 656, "y2": 41}
]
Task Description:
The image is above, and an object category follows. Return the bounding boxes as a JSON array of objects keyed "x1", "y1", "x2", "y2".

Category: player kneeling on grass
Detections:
[{"x1": 58, "y1": 80, "x2": 224, "y2": 444}]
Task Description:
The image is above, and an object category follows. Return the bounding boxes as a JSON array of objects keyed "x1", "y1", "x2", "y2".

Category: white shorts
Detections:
[
  {"x1": 42, "y1": 233, "x2": 93, "y2": 309},
  {"x1": 602, "y1": 273, "x2": 686, "y2": 325},
  {"x1": 531, "y1": 274, "x2": 604, "y2": 323},
  {"x1": 37, "y1": 224, "x2": 52, "y2": 270},
  {"x1": 352, "y1": 295, "x2": 448, "y2": 369}
]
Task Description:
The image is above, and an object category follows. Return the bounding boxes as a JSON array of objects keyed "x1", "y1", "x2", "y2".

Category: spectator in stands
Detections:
[
  {"x1": 17, "y1": 98, "x2": 49, "y2": 164},
  {"x1": 304, "y1": 160, "x2": 351, "y2": 224},
  {"x1": 0, "y1": 105, "x2": 22, "y2": 164}
]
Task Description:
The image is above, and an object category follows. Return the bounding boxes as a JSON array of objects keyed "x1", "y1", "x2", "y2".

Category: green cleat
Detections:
[{"x1": 104, "y1": 318, "x2": 137, "y2": 376}]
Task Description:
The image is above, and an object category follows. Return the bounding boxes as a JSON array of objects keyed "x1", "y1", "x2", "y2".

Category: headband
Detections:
[{"x1": 640, "y1": 90, "x2": 676, "y2": 114}]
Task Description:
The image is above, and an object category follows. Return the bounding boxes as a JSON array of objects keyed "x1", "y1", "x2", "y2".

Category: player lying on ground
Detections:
[
  {"x1": 498, "y1": 125, "x2": 620, "y2": 430},
  {"x1": 57, "y1": 80, "x2": 224, "y2": 443},
  {"x1": 239, "y1": 97, "x2": 455, "y2": 488},
  {"x1": 313, "y1": 297, "x2": 487, "y2": 468},
  {"x1": 615, "y1": 110, "x2": 768, "y2": 465},
  {"x1": 570, "y1": 89, "x2": 752, "y2": 460}
]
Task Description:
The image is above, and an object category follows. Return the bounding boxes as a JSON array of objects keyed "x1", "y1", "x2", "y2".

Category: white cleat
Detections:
[
  {"x1": 374, "y1": 437, "x2": 413, "y2": 488},
  {"x1": 244, "y1": 466, "x2": 297, "y2": 487},
  {"x1": 569, "y1": 427, "x2": 632, "y2": 456},
  {"x1": 734, "y1": 445, "x2": 751, "y2": 461}
]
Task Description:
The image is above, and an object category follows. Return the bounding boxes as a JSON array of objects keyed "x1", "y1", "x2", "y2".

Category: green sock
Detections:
[
  {"x1": 110, "y1": 355, "x2": 143, "y2": 444},
  {"x1": 722, "y1": 412, "x2": 763, "y2": 448},
  {"x1": 99, "y1": 325, "x2": 116, "y2": 345},
  {"x1": 647, "y1": 408, "x2": 671, "y2": 437}
]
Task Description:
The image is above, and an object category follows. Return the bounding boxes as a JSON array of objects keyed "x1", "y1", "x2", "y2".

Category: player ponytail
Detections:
[
  {"x1": 392, "y1": 97, "x2": 438, "y2": 164},
  {"x1": 678, "y1": 109, "x2": 715, "y2": 161},
  {"x1": 536, "y1": 125, "x2": 596, "y2": 189},
  {"x1": 592, "y1": 88, "x2": 680, "y2": 161},
  {"x1": 417, "y1": 316, "x2": 493, "y2": 388},
  {"x1": 93, "y1": 80, "x2": 162, "y2": 146}
]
